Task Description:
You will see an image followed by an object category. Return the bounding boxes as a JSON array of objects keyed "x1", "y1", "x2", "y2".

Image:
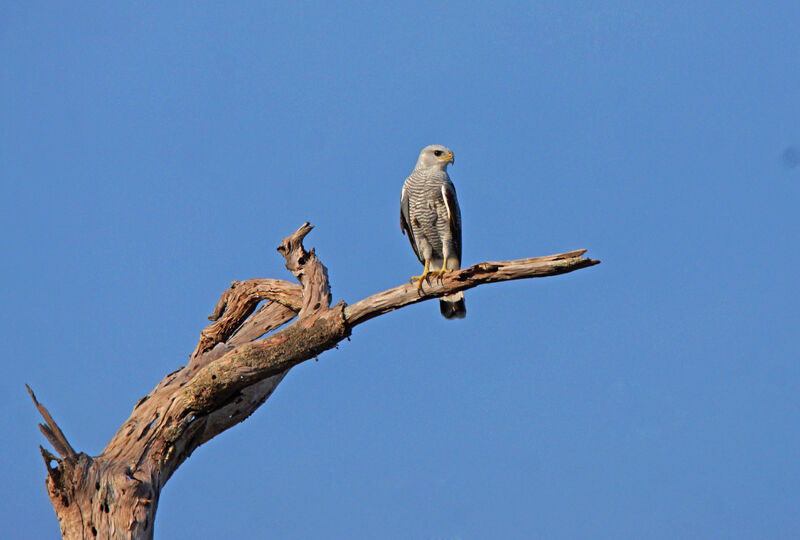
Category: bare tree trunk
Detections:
[{"x1": 29, "y1": 223, "x2": 599, "y2": 539}]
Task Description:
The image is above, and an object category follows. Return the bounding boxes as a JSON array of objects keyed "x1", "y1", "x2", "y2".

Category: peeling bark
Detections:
[{"x1": 30, "y1": 222, "x2": 599, "y2": 539}]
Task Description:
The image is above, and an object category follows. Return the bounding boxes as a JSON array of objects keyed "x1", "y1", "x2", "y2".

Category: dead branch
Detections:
[
  {"x1": 344, "y1": 249, "x2": 599, "y2": 326},
  {"x1": 191, "y1": 278, "x2": 302, "y2": 359},
  {"x1": 26, "y1": 385, "x2": 77, "y2": 464},
  {"x1": 29, "y1": 222, "x2": 599, "y2": 539}
]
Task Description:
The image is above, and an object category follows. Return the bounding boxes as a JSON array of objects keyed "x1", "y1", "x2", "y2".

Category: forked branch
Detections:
[{"x1": 29, "y1": 222, "x2": 599, "y2": 540}]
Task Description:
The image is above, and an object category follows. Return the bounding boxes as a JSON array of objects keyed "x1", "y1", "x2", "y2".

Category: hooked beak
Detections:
[{"x1": 442, "y1": 152, "x2": 454, "y2": 165}]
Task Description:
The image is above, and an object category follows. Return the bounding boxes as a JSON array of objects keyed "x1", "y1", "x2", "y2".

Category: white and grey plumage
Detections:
[{"x1": 400, "y1": 144, "x2": 466, "y2": 319}]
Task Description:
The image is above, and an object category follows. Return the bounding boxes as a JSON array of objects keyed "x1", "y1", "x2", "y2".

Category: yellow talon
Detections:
[
  {"x1": 410, "y1": 259, "x2": 431, "y2": 290},
  {"x1": 430, "y1": 260, "x2": 451, "y2": 278}
]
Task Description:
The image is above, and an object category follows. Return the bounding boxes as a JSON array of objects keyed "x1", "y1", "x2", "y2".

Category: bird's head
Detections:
[{"x1": 415, "y1": 144, "x2": 454, "y2": 170}]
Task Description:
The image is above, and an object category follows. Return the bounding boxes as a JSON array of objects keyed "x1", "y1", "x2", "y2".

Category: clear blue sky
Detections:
[{"x1": 2, "y1": 2, "x2": 799, "y2": 538}]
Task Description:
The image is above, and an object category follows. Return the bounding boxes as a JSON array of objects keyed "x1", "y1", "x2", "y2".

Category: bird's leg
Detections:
[
  {"x1": 410, "y1": 259, "x2": 431, "y2": 291},
  {"x1": 430, "y1": 259, "x2": 451, "y2": 278}
]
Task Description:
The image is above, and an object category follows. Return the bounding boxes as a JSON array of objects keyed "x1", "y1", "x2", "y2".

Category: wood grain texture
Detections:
[
  {"x1": 344, "y1": 249, "x2": 599, "y2": 326},
  {"x1": 191, "y1": 278, "x2": 302, "y2": 359},
  {"x1": 30, "y1": 223, "x2": 599, "y2": 539}
]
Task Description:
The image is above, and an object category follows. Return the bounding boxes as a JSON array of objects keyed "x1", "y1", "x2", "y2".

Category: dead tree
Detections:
[{"x1": 29, "y1": 223, "x2": 599, "y2": 539}]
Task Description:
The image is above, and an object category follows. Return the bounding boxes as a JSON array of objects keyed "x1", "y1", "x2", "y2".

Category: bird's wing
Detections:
[
  {"x1": 441, "y1": 180, "x2": 462, "y2": 262},
  {"x1": 400, "y1": 182, "x2": 424, "y2": 264}
]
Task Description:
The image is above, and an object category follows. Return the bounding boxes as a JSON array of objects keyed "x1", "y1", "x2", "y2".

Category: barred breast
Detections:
[{"x1": 403, "y1": 168, "x2": 450, "y2": 259}]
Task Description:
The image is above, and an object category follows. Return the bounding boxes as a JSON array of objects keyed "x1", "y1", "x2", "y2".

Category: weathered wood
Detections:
[
  {"x1": 344, "y1": 249, "x2": 600, "y2": 326},
  {"x1": 27, "y1": 385, "x2": 77, "y2": 463},
  {"x1": 191, "y1": 278, "x2": 302, "y2": 359},
  {"x1": 30, "y1": 223, "x2": 599, "y2": 539}
]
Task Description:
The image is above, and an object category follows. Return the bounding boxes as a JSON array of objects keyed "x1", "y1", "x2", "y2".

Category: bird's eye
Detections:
[{"x1": 433, "y1": 150, "x2": 443, "y2": 157}]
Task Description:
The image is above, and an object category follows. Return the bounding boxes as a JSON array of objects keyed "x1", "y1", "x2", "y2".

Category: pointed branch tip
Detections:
[
  {"x1": 277, "y1": 222, "x2": 314, "y2": 254},
  {"x1": 26, "y1": 384, "x2": 78, "y2": 462}
]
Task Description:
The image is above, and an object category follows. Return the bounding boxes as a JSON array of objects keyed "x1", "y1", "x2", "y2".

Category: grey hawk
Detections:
[{"x1": 400, "y1": 144, "x2": 466, "y2": 319}]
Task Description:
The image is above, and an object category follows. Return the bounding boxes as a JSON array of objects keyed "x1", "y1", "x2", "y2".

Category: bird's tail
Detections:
[{"x1": 439, "y1": 292, "x2": 466, "y2": 320}]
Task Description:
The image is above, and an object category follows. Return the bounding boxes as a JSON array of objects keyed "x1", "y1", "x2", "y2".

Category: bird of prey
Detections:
[{"x1": 400, "y1": 144, "x2": 466, "y2": 319}]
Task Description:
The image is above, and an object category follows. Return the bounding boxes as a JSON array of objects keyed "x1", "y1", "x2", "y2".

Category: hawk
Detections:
[{"x1": 400, "y1": 144, "x2": 466, "y2": 319}]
